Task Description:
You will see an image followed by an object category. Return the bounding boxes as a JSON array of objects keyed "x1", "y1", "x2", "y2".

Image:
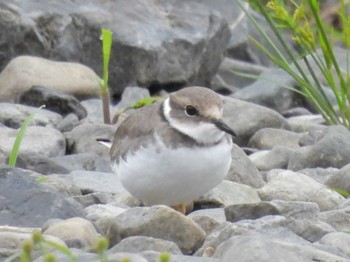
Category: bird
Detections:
[{"x1": 108, "y1": 86, "x2": 235, "y2": 213}]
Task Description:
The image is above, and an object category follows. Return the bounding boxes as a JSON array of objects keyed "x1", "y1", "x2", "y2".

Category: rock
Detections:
[
  {"x1": 222, "y1": 96, "x2": 288, "y2": 142},
  {"x1": 318, "y1": 232, "x2": 350, "y2": 257},
  {"x1": 19, "y1": 86, "x2": 88, "y2": 120},
  {"x1": 0, "y1": 56, "x2": 100, "y2": 102},
  {"x1": 195, "y1": 180, "x2": 261, "y2": 208},
  {"x1": 226, "y1": 144, "x2": 264, "y2": 188},
  {"x1": 248, "y1": 128, "x2": 303, "y2": 150},
  {"x1": 42, "y1": 175, "x2": 82, "y2": 197},
  {"x1": 12, "y1": 152, "x2": 70, "y2": 175},
  {"x1": 0, "y1": 166, "x2": 85, "y2": 227},
  {"x1": 51, "y1": 153, "x2": 112, "y2": 173},
  {"x1": 190, "y1": 215, "x2": 221, "y2": 236},
  {"x1": 43, "y1": 217, "x2": 100, "y2": 251},
  {"x1": 141, "y1": 250, "x2": 218, "y2": 262},
  {"x1": 80, "y1": 99, "x2": 117, "y2": 124},
  {"x1": 0, "y1": 1, "x2": 230, "y2": 96},
  {"x1": 288, "y1": 125, "x2": 350, "y2": 170},
  {"x1": 106, "y1": 205, "x2": 205, "y2": 254},
  {"x1": 0, "y1": 103, "x2": 63, "y2": 129},
  {"x1": 270, "y1": 200, "x2": 320, "y2": 220},
  {"x1": 249, "y1": 146, "x2": 296, "y2": 171},
  {"x1": 56, "y1": 113, "x2": 80, "y2": 132},
  {"x1": 325, "y1": 163, "x2": 350, "y2": 193},
  {"x1": 0, "y1": 125, "x2": 66, "y2": 157},
  {"x1": 299, "y1": 167, "x2": 339, "y2": 184},
  {"x1": 287, "y1": 115, "x2": 326, "y2": 133},
  {"x1": 109, "y1": 236, "x2": 182, "y2": 255},
  {"x1": 212, "y1": 234, "x2": 349, "y2": 262},
  {"x1": 61, "y1": 171, "x2": 125, "y2": 195},
  {"x1": 225, "y1": 202, "x2": 280, "y2": 223},
  {"x1": 187, "y1": 208, "x2": 226, "y2": 225},
  {"x1": 286, "y1": 219, "x2": 335, "y2": 242},
  {"x1": 258, "y1": 170, "x2": 345, "y2": 211},
  {"x1": 73, "y1": 192, "x2": 116, "y2": 208},
  {"x1": 0, "y1": 226, "x2": 67, "y2": 260},
  {"x1": 64, "y1": 123, "x2": 116, "y2": 156},
  {"x1": 233, "y1": 68, "x2": 297, "y2": 113},
  {"x1": 115, "y1": 86, "x2": 151, "y2": 110},
  {"x1": 319, "y1": 206, "x2": 350, "y2": 231}
]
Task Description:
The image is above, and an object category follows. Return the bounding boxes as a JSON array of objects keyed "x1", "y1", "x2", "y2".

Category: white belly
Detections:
[{"x1": 113, "y1": 135, "x2": 232, "y2": 205}]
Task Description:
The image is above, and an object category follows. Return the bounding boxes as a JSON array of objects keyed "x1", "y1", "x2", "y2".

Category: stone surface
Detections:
[
  {"x1": 106, "y1": 205, "x2": 205, "y2": 254},
  {"x1": 20, "y1": 86, "x2": 88, "y2": 120},
  {"x1": 195, "y1": 180, "x2": 261, "y2": 208},
  {"x1": 226, "y1": 143, "x2": 264, "y2": 188},
  {"x1": 319, "y1": 206, "x2": 350, "y2": 231},
  {"x1": 43, "y1": 217, "x2": 100, "y2": 251},
  {"x1": 0, "y1": 166, "x2": 85, "y2": 227},
  {"x1": 249, "y1": 146, "x2": 296, "y2": 171},
  {"x1": 225, "y1": 202, "x2": 279, "y2": 223},
  {"x1": 258, "y1": 170, "x2": 344, "y2": 211},
  {"x1": 212, "y1": 234, "x2": 349, "y2": 262},
  {"x1": 0, "y1": 56, "x2": 100, "y2": 102},
  {"x1": 325, "y1": 163, "x2": 350, "y2": 193},
  {"x1": 0, "y1": 125, "x2": 66, "y2": 157},
  {"x1": 248, "y1": 128, "x2": 303, "y2": 150},
  {"x1": 288, "y1": 125, "x2": 350, "y2": 170},
  {"x1": 64, "y1": 123, "x2": 116, "y2": 156},
  {"x1": 51, "y1": 153, "x2": 112, "y2": 173},
  {"x1": 109, "y1": 236, "x2": 182, "y2": 255},
  {"x1": 0, "y1": 103, "x2": 63, "y2": 129},
  {"x1": 318, "y1": 232, "x2": 350, "y2": 257},
  {"x1": 0, "y1": 1, "x2": 230, "y2": 96},
  {"x1": 222, "y1": 96, "x2": 288, "y2": 142}
]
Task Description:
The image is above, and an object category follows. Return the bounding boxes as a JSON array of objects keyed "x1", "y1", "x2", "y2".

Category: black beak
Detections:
[{"x1": 213, "y1": 119, "x2": 236, "y2": 137}]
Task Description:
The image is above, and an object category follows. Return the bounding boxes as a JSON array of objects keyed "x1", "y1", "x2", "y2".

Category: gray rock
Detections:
[
  {"x1": 319, "y1": 206, "x2": 350, "y2": 231},
  {"x1": 115, "y1": 86, "x2": 151, "y2": 111},
  {"x1": 106, "y1": 205, "x2": 205, "y2": 254},
  {"x1": 190, "y1": 215, "x2": 221, "y2": 236},
  {"x1": 141, "y1": 250, "x2": 218, "y2": 262},
  {"x1": 64, "y1": 123, "x2": 116, "y2": 156},
  {"x1": 225, "y1": 202, "x2": 279, "y2": 223},
  {"x1": 42, "y1": 175, "x2": 82, "y2": 197},
  {"x1": 20, "y1": 86, "x2": 87, "y2": 120},
  {"x1": 222, "y1": 96, "x2": 288, "y2": 141},
  {"x1": 248, "y1": 128, "x2": 303, "y2": 149},
  {"x1": 270, "y1": 200, "x2": 320, "y2": 220},
  {"x1": 0, "y1": 102, "x2": 63, "y2": 129},
  {"x1": 51, "y1": 153, "x2": 112, "y2": 173},
  {"x1": 226, "y1": 143, "x2": 264, "y2": 188},
  {"x1": 0, "y1": 56, "x2": 100, "y2": 102},
  {"x1": 195, "y1": 180, "x2": 261, "y2": 208},
  {"x1": 85, "y1": 204, "x2": 128, "y2": 223},
  {"x1": 318, "y1": 232, "x2": 350, "y2": 257},
  {"x1": 212, "y1": 234, "x2": 349, "y2": 262},
  {"x1": 33, "y1": 248, "x2": 99, "y2": 262},
  {"x1": 43, "y1": 217, "x2": 100, "y2": 251},
  {"x1": 288, "y1": 125, "x2": 350, "y2": 170},
  {"x1": 282, "y1": 107, "x2": 313, "y2": 117},
  {"x1": 187, "y1": 208, "x2": 226, "y2": 224},
  {"x1": 249, "y1": 146, "x2": 296, "y2": 171},
  {"x1": 299, "y1": 167, "x2": 339, "y2": 184},
  {"x1": 0, "y1": 166, "x2": 85, "y2": 227},
  {"x1": 73, "y1": 192, "x2": 116, "y2": 208},
  {"x1": 286, "y1": 219, "x2": 335, "y2": 242},
  {"x1": 61, "y1": 171, "x2": 125, "y2": 195},
  {"x1": 56, "y1": 113, "x2": 80, "y2": 132},
  {"x1": 12, "y1": 152, "x2": 70, "y2": 175},
  {"x1": 0, "y1": 226, "x2": 67, "y2": 260},
  {"x1": 0, "y1": 125, "x2": 66, "y2": 157},
  {"x1": 287, "y1": 115, "x2": 327, "y2": 133},
  {"x1": 0, "y1": 1, "x2": 230, "y2": 96},
  {"x1": 258, "y1": 170, "x2": 345, "y2": 211},
  {"x1": 109, "y1": 236, "x2": 182, "y2": 255},
  {"x1": 326, "y1": 163, "x2": 350, "y2": 193}
]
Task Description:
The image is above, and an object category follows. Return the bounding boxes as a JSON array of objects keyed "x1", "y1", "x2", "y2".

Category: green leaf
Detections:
[
  {"x1": 101, "y1": 28, "x2": 113, "y2": 93},
  {"x1": 8, "y1": 105, "x2": 45, "y2": 167},
  {"x1": 127, "y1": 97, "x2": 161, "y2": 109}
]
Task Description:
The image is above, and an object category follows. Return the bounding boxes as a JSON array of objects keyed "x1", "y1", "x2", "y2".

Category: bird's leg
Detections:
[{"x1": 172, "y1": 204, "x2": 187, "y2": 214}]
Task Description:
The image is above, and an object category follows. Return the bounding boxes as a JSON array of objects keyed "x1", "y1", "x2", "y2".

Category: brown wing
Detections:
[{"x1": 110, "y1": 101, "x2": 164, "y2": 163}]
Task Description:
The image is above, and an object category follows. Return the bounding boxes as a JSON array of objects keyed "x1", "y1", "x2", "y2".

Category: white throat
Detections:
[{"x1": 163, "y1": 98, "x2": 226, "y2": 144}]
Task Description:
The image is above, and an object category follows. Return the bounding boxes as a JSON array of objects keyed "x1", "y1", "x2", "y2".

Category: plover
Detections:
[{"x1": 108, "y1": 86, "x2": 235, "y2": 213}]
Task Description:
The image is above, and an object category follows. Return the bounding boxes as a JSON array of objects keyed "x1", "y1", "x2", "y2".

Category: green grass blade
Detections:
[
  {"x1": 101, "y1": 28, "x2": 113, "y2": 93},
  {"x1": 8, "y1": 105, "x2": 45, "y2": 167},
  {"x1": 42, "y1": 239, "x2": 78, "y2": 262}
]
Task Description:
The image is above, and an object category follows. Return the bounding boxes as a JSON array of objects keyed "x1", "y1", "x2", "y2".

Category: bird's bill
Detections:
[{"x1": 213, "y1": 119, "x2": 236, "y2": 137}]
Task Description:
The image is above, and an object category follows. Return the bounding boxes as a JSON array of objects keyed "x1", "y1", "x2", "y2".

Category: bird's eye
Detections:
[{"x1": 185, "y1": 105, "x2": 198, "y2": 116}]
